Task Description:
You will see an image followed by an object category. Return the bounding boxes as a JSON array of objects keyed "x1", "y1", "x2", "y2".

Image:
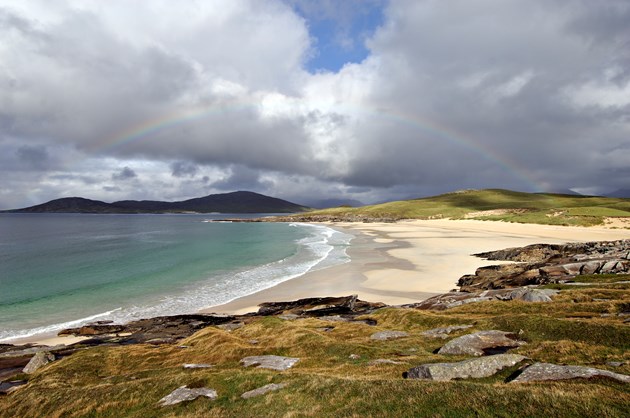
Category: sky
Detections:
[{"x1": 1, "y1": 0, "x2": 629, "y2": 209}]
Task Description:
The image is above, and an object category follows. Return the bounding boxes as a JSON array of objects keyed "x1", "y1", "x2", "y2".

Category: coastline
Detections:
[
  {"x1": 15, "y1": 219, "x2": 630, "y2": 345},
  {"x1": 204, "y1": 219, "x2": 630, "y2": 315}
]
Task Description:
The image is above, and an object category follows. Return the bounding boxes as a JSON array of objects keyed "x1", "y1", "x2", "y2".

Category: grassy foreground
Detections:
[
  {"x1": 1, "y1": 275, "x2": 629, "y2": 417},
  {"x1": 298, "y1": 189, "x2": 630, "y2": 226}
]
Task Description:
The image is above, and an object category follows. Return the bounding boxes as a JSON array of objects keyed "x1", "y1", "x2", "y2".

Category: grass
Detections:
[
  {"x1": 2, "y1": 275, "x2": 629, "y2": 417},
  {"x1": 297, "y1": 189, "x2": 630, "y2": 226}
]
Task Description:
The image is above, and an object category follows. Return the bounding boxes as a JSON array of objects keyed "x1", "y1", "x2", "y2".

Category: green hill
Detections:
[{"x1": 293, "y1": 189, "x2": 630, "y2": 226}]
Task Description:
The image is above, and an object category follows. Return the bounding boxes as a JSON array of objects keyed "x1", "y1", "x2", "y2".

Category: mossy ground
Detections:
[
  {"x1": 1, "y1": 275, "x2": 629, "y2": 417},
  {"x1": 300, "y1": 189, "x2": 630, "y2": 227}
]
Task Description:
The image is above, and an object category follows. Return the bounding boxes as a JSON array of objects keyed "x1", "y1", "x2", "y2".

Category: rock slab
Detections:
[
  {"x1": 158, "y1": 386, "x2": 218, "y2": 406},
  {"x1": 404, "y1": 354, "x2": 526, "y2": 381},
  {"x1": 421, "y1": 325, "x2": 473, "y2": 339},
  {"x1": 240, "y1": 355, "x2": 299, "y2": 371},
  {"x1": 241, "y1": 383, "x2": 287, "y2": 399},
  {"x1": 370, "y1": 331, "x2": 409, "y2": 341},
  {"x1": 438, "y1": 330, "x2": 525, "y2": 356},
  {"x1": 23, "y1": 351, "x2": 55, "y2": 374},
  {"x1": 512, "y1": 362, "x2": 630, "y2": 384}
]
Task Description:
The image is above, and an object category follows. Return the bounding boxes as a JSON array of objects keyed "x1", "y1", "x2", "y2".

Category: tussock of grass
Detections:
[{"x1": 2, "y1": 280, "x2": 630, "y2": 417}]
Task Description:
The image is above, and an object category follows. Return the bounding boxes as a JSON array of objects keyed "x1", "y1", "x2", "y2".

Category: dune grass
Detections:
[
  {"x1": 299, "y1": 189, "x2": 630, "y2": 226},
  {"x1": 2, "y1": 274, "x2": 629, "y2": 417}
]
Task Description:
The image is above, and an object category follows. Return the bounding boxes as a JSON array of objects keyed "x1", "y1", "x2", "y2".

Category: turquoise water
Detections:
[{"x1": 0, "y1": 214, "x2": 352, "y2": 341}]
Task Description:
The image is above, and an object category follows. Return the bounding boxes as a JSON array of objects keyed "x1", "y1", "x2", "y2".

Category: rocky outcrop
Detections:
[
  {"x1": 59, "y1": 314, "x2": 235, "y2": 344},
  {"x1": 158, "y1": 386, "x2": 218, "y2": 406},
  {"x1": 240, "y1": 355, "x2": 299, "y2": 371},
  {"x1": 458, "y1": 240, "x2": 630, "y2": 291},
  {"x1": 241, "y1": 383, "x2": 287, "y2": 399},
  {"x1": 404, "y1": 354, "x2": 526, "y2": 381},
  {"x1": 22, "y1": 352, "x2": 55, "y2": 374},
  {"x1": 438, "y1": 330, "x2": 526, "y2": 356},
  {"x1": 407, "y1": 288, "x2": 558, "y2": 310},
  {"x1": 511, "y1": 363, "x2": 630, "y2": 384},
  {"x1": 370, "y1": 331, "x2": 409, "y2": 341},
  {"x1": 257, "y1": 295, "x2": 384, "y2": 317}
]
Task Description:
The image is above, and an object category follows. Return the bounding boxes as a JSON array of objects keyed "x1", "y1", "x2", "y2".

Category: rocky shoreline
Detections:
[{"x1": 2, "y1": 239, "x2": 629, "y2": 401}]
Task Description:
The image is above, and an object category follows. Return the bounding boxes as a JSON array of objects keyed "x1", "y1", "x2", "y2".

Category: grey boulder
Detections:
[
  {"x1": 158, "y1": 386, "x2": 218, "y2": 406},
  {"x1": 241, "y1": 383, "x2": 287, "y2": 399},
  {"x1": 511, "y1": 362, "x2": 630, "y2": 383},
  {"x1": 438, "y1": 330, "x2": 525, "y2": 356},
  {"x1": 240, "y1": 355, "x2": 299, "y2": 371},
  {"x1": 23, "y1": 351, "x2": 55, "y2": 374},
  {"x1": 404, "y1": 354, "x2": 526, "y2": 381}
]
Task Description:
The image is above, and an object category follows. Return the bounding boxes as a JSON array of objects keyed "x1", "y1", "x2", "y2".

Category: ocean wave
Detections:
[
  {"x1": 0, "y1": 308, "x2": 122, "y2": 342},
  {"x1": 1, "y1": 223, "x2": 353, "y2": 343}
]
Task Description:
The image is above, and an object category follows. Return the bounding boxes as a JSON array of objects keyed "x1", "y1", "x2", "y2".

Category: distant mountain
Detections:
[
  {"x1": 5, "y1": 191, "x2": 310, "y2": 214},
  {"x1": 605, "y1": 188, "x2": 630, "y2": 198}
]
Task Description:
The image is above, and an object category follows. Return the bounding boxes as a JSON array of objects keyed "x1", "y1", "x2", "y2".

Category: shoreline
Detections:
[
  {"x1": 13, "y1": 219, "x2": 630, "y2": 345},
  {"x1": 204, "y1": 219, "x2": 630, "y2": 315}
]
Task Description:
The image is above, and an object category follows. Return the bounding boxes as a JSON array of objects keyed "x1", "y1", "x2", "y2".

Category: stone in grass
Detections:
[
  {"x1": 241, "y1": 383, "x2": 287, "y2": 399},
  {"x1": 158, "y1": 386, "x2": 218, "y2": 406},
  {"x1": 369, "y1": 359, "x2": 406, "y2": 366},
  {"x1": 438, "y1": 330, "x2": 525, "y2": 356},
  {"x1": 23, "y1": 351, "x2": 55, "y2": 374},
  {"x1": 511, "y1": 363, "x2": 630, "y2": 384},
  {"x1": 370, "y1": 331, "x2": 409, "y2": 341},
  {"x1": 403, "y1": 354, "x2": 526, "y2": 381},
  {"x1": 183, "y1": 363, "x2": 214, "y2": 369},
  {"x1": 421, "y1": 325, "x2": 473, "y2": 339},
  {"x1": 240, "y1": 355, "x2": 299, "y2": 371}
]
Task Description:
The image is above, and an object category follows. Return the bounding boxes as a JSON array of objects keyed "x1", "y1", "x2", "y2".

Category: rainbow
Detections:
[{"x1": 94, "y1": 100, "x2": 542, "y2": 191}]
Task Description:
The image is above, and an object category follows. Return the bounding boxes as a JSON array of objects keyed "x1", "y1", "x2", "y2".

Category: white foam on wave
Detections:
[
  {"x1": 0, "y1": 223, "x2": 353, "y2": 343},
  {"x1": 0, "y1": 307, "x2": 123, "y2": 342}
]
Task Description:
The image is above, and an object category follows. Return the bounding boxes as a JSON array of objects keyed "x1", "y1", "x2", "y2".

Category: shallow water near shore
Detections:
[{"x1": 0, "y1": 213, "x2": 352, "y2": 342}]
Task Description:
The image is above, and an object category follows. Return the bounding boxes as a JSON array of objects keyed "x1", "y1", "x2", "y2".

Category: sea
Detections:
[{"x1": 0, "y1": 213, "x2": 353, "y2": 342}]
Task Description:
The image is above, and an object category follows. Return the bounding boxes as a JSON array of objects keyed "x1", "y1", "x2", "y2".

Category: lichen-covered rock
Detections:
[
  {"x1": 421, "y1": 325, "x2": 473, "y2": 339},
  {"x1": 370, "y1": 330, "x2": 409, "y2": 341},
  {"x1": 240, "y1": 355, "x2": 299, "y2": 371},
  {"x1": 158, "y1": 386, "x2": 217, "y2": 406},
  {"x1": 511, "y1": 363, "x2": 630, "y2": 384},
  {"x1": 241, "y1": 383, "x2": 287, "y2": 399},
  {"x1": 438, "y1": 330, "x2": 525, "y2": 356},
  {"x1": 23, "y1": 351, "x2": 55, "y2": 374},
  {"x1": 404, "y1": 354, "x2": 526, "y2": 381}
]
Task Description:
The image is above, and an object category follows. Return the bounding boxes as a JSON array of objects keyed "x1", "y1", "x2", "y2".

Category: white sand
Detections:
[{"x1": 205, "y1": 219, "x2": 630, "y2": 314}]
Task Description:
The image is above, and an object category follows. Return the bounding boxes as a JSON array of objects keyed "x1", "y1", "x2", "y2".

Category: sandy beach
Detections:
[{"x1": 205, "y1": 219, "x2": 630, "y2": 315}]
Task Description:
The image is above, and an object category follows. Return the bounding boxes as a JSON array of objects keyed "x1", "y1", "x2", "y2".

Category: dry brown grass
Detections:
[{"x1": 1, "y1": 279, "x2": 629, "y2": 417}]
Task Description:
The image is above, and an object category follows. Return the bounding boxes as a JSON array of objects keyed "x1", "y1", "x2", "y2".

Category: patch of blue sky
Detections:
[{"x1": 288, "y1": 0, "x2": 386, "y2": 73}]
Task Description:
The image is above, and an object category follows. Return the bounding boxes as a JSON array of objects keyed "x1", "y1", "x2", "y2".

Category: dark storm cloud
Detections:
[
  {"x1": 16, "y1": 145, "x2": 49, "y2": 170},
  {"x1": 211, "y1": 165, "x2": 273, "y2": 191},
  {"x1": 170, "y1": 161, "x2": 199, "y2": 178},
  {"x1": 112, "y1": 167, "x2": 137, "y2": 181}
]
